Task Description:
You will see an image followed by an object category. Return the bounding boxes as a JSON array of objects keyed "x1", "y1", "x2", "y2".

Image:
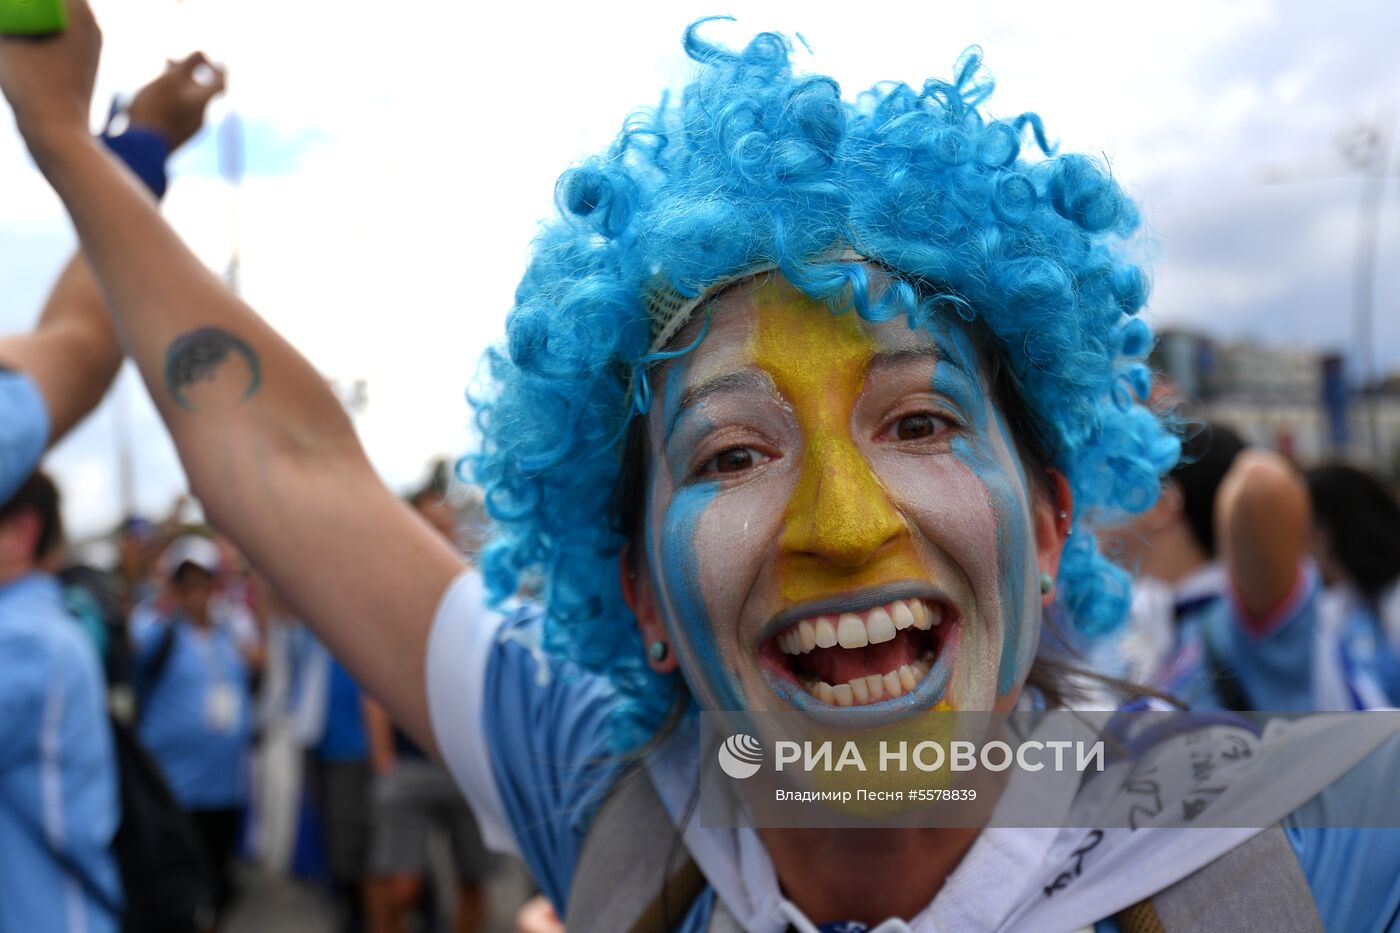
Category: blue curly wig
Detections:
[{"x1": 470, "y1": 19, "x2": 1181, "y2": 750}]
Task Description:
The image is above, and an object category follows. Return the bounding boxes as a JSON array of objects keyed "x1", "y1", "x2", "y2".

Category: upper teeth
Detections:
[{"x1": 777, "y1": 599, "x2": 941, "y2": 655}]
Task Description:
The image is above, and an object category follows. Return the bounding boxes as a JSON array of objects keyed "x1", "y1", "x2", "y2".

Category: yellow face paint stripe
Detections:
[{"x1": 748, "y1": 281, "x2": 922, "y2": 606}]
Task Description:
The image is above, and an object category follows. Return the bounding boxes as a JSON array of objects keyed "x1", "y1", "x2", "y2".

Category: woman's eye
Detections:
[
  {"x1": 702, "y1": 446, "x2": 762, "y2": 475},
  {"x1": 894, "y1": 413, "x2": 943, "y2": 441}
]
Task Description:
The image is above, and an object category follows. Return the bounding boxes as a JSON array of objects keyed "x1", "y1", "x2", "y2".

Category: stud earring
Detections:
[
  {"x1": 648, "y1": 640, "x2": 669, "y2": 663},
  {"x1": 1039, "y1": 572, "x2": 1055, "y2": 595}
]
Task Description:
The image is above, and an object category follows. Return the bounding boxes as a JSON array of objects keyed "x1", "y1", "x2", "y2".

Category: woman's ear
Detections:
[
  {"x1": 1034, "y1": 470, "x2": 1074, "y2": 607},
  {"x1": 619, "y1": 547, "x2": 678, "y2": 673}
]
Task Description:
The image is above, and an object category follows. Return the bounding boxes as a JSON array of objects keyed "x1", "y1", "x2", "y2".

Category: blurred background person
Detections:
[
  {"x1": 115, "y1": 516, "x2": 159, "y2": 616},
  {"x1": 1307, "y1": 463, "x2": 1400, "y2": 708},
  {"x1": 0, "y1": 472, "x2": 121, "y2": 933},
  {"x1": 293, "y1": 622, "x2": 373, "y2": 933},
  {"x1": 133, "y1": 533, "x2": 261, "y2": 923},
  {"x1": 1102, "y1": 423, "x2": 1245, "y2": 688},
  {"x1": 245, "y1": 570, "x2": 308, "y2": 878},
  {"x1": 213, "y1": 535, "x2": 267, "y2": 697},
  {"x1": 363, "y1": 477, "x2": 496, "y2": 933},
  {"x1": 1102, "y1": 423, "x2": 1346, "y2": 710}
]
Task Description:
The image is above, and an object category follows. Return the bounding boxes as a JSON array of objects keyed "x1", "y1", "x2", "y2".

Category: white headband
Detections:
[{"x1": 643, "y1": 248, "x2": 869, "y2": 352}]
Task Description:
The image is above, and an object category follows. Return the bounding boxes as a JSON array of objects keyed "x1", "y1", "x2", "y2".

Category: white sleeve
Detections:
[
  {"x1": 1380, "y1": 580, "x2": 1400, "y2": 660},
  {"x1": 424, "y1": 569, "x2": 520, "y2": 858}
]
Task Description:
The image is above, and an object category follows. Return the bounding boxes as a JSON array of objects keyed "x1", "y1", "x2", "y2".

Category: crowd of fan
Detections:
[{"x1": 1, "y1": 465, "x2": 510, "y2": 932}]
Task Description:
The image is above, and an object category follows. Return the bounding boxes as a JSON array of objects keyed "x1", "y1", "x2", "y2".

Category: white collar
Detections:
[{"x1": 1172, "y1": 561, "x2": 1228, "y2": 604}]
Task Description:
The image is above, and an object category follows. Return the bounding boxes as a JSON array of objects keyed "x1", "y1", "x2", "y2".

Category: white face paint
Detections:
[{"x1": 641, "y1": 273, "x2": 1052, "y2": 719}]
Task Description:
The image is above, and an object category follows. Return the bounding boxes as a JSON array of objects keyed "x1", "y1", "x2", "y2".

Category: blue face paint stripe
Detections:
[
  {"x1": 655, "y1": 479, "x2": 748, "y2": 711},
  {"x1": 949, "y1": 433, "x2": 1026, "y2": 697},
  {"x1": 989, "y1": 404, "x2": 1038, "y2": 695},
  {"x1": 661, "y1": 362, "x2": 698, "y2": 486},
  {"x1": 651, "y1": 373, "x2": 748, "y2": 712},
  {"x1": 927, "y1": 360, "x2": 981, "y2": 420},
  {"x1": 935, "y1": 321, "x2": 1035, "y2": 697}
]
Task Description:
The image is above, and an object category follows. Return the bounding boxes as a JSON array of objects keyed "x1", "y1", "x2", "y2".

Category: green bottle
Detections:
[{"x1": 0, "y1": 0, "x2": 68, "y2": 36}]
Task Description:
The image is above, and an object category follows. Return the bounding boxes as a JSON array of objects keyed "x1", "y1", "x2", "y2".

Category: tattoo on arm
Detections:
[{"x1": 164, "y1": 327, "x2": 262, "y2": 411}]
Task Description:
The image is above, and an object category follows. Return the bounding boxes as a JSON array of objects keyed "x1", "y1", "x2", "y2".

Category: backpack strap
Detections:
[
  {"x1": 566, "y1": 766, "x2": 710, "y2": 933},
  {"x1": 1199, "y1": 616, "x2": 1252, "y2": 712},
  {"x1": 133, "y1": 622, "x2": 178, "y2": 723},
  {"x1": 1116, "y1": 825, "x2": 1322, "y2": 933}
]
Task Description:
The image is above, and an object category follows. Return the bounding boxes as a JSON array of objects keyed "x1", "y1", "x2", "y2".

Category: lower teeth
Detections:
[{"x1": 805, "y1": 651, "x2": 936, "y2": 706}]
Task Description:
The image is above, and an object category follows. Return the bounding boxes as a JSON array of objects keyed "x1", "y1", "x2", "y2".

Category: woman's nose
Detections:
[{"x1": 779, "y1": 434, "x2": 905, "y2": 569}]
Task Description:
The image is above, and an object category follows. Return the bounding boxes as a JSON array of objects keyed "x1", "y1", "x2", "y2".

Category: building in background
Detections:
[{"x1": 1153, "y1": 328, "x2": 1400, "y2": 476}]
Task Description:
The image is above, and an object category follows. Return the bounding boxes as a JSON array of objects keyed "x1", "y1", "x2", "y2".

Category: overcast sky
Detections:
[{"x1": 2, "y1": 0, "x2": 1398, "y2": 538}]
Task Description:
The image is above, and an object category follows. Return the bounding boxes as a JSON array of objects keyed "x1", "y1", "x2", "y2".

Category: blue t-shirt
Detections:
[
  {"x1": 0, "y1": 370, "x2": 49, "y2": 503},
  {"x1": 316, "y1": 658, "x2": 369, "y2": 763},
  {"x1": 134, "y1": 613, "x2": 253, "y2": 810},
  {"x1": 288, "y1": 629, "x2": 369, "y2": 762},
  {"x1": 0, "y1": 573, "x2": 122, "y2": 933},
  {"x1": 427, "y1": 571, "x2": 1400, "y2": 932}
]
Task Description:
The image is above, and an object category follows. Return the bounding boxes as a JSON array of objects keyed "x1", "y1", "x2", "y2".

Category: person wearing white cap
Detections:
[{"x1": 132, "y1": 533, "x2": 257, "y2": 921}]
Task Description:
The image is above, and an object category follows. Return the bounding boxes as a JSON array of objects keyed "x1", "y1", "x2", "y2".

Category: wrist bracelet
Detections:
[{"x1": 101, "y1": 127, "x2": 172, "y2": 200}]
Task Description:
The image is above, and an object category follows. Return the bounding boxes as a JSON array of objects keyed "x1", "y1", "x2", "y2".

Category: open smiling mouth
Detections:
[{"x1": 760, "y1": 597, "x2": 957, "y2": 707}]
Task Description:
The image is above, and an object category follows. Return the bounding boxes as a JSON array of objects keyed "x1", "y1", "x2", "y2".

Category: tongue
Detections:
[{"x1": 797, "y1": 629, "x2": 924, "y2": 684}]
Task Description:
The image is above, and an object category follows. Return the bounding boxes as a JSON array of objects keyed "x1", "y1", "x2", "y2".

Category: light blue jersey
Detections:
[
  {"x1": 0, "y1": 573, "x2": 122, "y2": 933},
  {"x1": 1145, "y1": 562, "x2": 1399, "y2": 712},
  {"x1": 428, "y1": 571, "x2": 1400, "y2": 932},
  {"x1": 1154, "y1": 563, "x2": 1337, "y2": 711},
  {"x1": 0, "y1": 369, "x2": 49, "y2": 503},
  {"x1": 1329, "y1": 589, "x2": 1400, "y2": 708},
  {"x1": 134, "y1": 613, "x2": 253, "y2": 810}
]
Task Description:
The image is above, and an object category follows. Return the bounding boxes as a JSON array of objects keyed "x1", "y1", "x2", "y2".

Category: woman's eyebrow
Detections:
[
  {"x1": 867, "y1": 345, "x2": 973, "y2": 382},
  {"x1": 666, "y1": 369, "x2": 777, "y2": 440}
]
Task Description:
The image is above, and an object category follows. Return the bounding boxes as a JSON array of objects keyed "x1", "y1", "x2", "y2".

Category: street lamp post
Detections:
[{"x1": 1337, "y1": 110, "x2": 1396, "y2": 464}]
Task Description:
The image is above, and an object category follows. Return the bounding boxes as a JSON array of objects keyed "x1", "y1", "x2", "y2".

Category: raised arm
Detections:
[
  {"x1": 0, "y1": 53, "x2": 230, "y2": 444},
  {"x1": 0, "y1": 3, "x2": 464, "y2": 752},
  {"x1": 0, "y1": 255, "x2": 117, "y2": 443}
]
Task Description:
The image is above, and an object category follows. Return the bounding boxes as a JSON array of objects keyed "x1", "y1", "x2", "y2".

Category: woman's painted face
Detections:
[{"x1": 639, "y1": 274, "x2": 1060, "y2": 717}]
